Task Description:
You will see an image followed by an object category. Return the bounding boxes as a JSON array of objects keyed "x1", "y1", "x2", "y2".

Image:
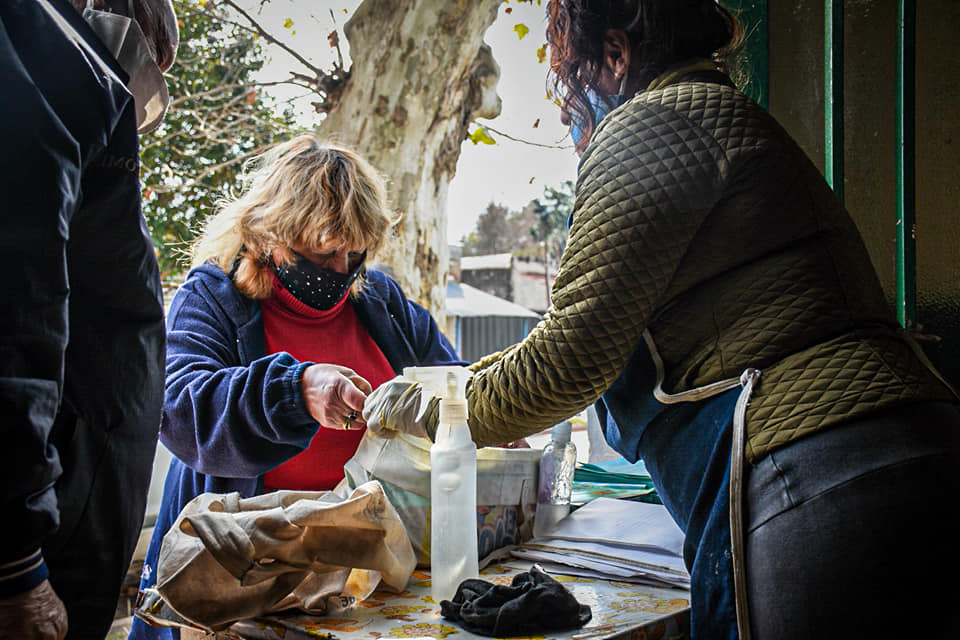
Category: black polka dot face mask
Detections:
[{"x1": 272, "y1": 250, "x2": 366, "y2": 310}]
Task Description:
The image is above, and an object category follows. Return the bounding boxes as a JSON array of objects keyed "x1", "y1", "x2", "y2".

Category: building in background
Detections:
[
  {"x1": 460, "y1": 252, "x2": 557, "y2": 315},
  {"x1": 445, "y1": 279, "x2": 541, "y2": 362}
]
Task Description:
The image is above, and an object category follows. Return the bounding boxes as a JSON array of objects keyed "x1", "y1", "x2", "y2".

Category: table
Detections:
[{"x1": 160, "y1": 563, "x2": 690, "y2": 640}]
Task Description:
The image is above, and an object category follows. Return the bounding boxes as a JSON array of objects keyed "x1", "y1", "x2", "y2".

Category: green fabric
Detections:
[
  {"x1": 574, "y1": 462, "x2": 654, "y2": 485},
  {"x1": 440, "y1": 74, "x2": 955, "y2": 463},
  {"x1": 572, "y1": 462, "x2": 660, "y2": 506}
]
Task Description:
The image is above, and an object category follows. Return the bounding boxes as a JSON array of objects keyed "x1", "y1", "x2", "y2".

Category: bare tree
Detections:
[{"x1": 317, "y1": 1, "x2": 503, "y2": 321}]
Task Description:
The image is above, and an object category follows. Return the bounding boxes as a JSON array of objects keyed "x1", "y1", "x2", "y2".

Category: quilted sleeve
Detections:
[{"x1": 462, "y1": 98, "x2": 730, "y2": 446}]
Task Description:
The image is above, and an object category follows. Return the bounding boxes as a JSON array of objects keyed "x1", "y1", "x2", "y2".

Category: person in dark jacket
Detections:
[
  {"x1": 0, "y1": 0, "x2": 177, "y2": 638},
  {"x1": 129, "y1": 136, "x2": 462, "y2": 640},
  {"x1": 364, "y1": 1, "x2": 960, "y2": 639}
]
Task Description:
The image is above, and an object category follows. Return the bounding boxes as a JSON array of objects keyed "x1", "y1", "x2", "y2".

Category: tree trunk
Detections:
[{"x1": 316, "y1": 0, "x2": 502, "y2": 323}]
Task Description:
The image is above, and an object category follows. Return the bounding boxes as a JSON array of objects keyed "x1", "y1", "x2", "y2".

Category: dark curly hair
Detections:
[{"x1": 547, "y1": 0, "x2": 741, "y2": 151}]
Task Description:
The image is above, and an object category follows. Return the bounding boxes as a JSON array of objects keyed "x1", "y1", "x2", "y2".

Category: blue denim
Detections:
[{"x1": 596, "y1": 339, "x2": 741, "y2": 639}]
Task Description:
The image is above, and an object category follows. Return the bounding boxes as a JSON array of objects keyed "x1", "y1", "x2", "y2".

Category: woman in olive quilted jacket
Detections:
[{"x1": 364, "y1": 1, "x2": 960, "y2": 637}]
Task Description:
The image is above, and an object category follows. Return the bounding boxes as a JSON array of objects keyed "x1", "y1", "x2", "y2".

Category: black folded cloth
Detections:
[{"x1": 440, "y1": 566, "x2": 592, "y2": 637}]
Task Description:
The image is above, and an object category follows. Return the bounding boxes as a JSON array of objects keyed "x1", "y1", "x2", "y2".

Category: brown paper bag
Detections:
[{"x1": 153, "y1": 481, "x2": 415, "y2": 631}]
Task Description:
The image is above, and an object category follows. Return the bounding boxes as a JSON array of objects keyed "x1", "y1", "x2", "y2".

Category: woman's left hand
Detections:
[{"x1": 301, "y1": 364, "x2": 372, "y2": 430}]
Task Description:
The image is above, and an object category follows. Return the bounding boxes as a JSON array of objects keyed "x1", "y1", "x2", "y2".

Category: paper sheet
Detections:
[
  {"x1": 511, "y1": 498, "x2": 690, "y2": 589},
  {"x1": 536, "y1": 497, "x2": 684, "y2": 556}
]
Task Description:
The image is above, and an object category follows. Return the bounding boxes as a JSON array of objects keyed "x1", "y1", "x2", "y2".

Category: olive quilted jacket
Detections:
[{"x1": 458, "y1": 71, "x2": 955, "y2": 462}]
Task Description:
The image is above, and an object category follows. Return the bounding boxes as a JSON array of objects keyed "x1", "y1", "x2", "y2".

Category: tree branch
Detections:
[
  {"x1": 219, "y1": 0, "x2": 323, "y2": 76},
  {"x1": 145, "y1": 145, "x2": 268, "y2": 193},
  {"x1": 479, "y1": 123, "x2": 574, "y2": 150}
]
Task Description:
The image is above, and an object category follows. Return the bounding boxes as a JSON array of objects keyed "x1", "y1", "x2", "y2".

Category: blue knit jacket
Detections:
[{"x1": 130, "y1": 263, "x2": 461, "y2": 640}]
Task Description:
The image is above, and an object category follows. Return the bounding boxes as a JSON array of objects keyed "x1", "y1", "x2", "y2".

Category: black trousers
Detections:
[
  {"x1": 745, "y1": 401, "x2": 960, "y2": 639},
  {"x1": 44, "y1": 413, "x2": 157, "y2": 640}
]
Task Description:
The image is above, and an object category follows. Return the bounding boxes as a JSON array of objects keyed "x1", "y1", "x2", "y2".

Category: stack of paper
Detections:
[{"x1": 511, "y1": 497, "x2": 689, "y2": 589}]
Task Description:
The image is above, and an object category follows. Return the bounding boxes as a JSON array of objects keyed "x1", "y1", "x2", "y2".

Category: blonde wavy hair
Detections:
[{"x1": 191, "y1": 136, "x2": 397, "y2": 299}]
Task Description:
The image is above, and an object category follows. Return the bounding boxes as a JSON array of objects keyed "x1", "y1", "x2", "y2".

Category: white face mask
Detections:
[{"x1": 82, "y1": 0, "x2": 170, "y2": 134}]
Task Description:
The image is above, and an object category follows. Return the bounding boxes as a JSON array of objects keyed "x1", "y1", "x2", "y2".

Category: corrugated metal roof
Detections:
[
  {"x1": 446, "y1": 281, "x2": 541, "y2": 319},
  {"x1": 460, "y1": 252, "x2": 513, "y2": 270}
]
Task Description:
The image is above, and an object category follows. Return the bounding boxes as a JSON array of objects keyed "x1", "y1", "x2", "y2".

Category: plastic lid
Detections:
[
  {"x1": 552, "y1": 421, "x2": 572, "y2": 443},
  {"x1": 403, "y1": 366, "x2": 470, "y2": 403}
]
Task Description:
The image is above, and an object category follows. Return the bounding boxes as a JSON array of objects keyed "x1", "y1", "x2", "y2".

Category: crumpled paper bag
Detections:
[{"x1": 152, "y1": 480, "x2": 415, "y2": 631}]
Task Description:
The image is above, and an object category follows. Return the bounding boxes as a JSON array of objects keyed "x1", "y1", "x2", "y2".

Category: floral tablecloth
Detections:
[{"x1": 221, "y1": 564, "x2": 690, "y2": 640}]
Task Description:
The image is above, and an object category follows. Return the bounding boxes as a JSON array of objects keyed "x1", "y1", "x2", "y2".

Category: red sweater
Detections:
[{"x1": 261, "y1": 275, "x2": 394, "y2": 490}]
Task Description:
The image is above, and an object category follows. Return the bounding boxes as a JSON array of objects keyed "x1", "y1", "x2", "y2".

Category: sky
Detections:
[
  {"x1": 242, "y1": 0, "x2": 580, "y2": 244},
  {"x1": 444, "y1": 3, "x2": 580, "y2": 244}
]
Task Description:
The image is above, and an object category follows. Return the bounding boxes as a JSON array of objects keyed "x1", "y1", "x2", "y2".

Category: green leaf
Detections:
[
  {"x1": 513, "y1": 23, "x2": 530, "y2": 40},
  {"x1": 139, "y1": 0, "x2": 306, "y2": 281}
]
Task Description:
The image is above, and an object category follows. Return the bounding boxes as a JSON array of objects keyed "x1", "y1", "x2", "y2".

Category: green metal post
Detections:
[
  {"x1": 726, "y1": 0, "x2": 769, "y2": 108},
  {"x1": 896, "y1": 0, "x2": 916, "y2": 328},
  {"x1": 825, "y1": 0, "x2": 844, "y2": 201}
]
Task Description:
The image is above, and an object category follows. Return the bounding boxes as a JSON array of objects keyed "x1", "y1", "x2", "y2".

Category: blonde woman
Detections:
[{"x1": 131, "y1": 136, "x2": 461, "y2": 640}]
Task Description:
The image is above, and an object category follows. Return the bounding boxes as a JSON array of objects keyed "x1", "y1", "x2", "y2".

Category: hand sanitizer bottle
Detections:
[
  {"x1": 403, "y1": 366, "x2": 478, "y2": 604},
  {"x1": 533, "y1": 421, "x2": 577, "y2": 538}
]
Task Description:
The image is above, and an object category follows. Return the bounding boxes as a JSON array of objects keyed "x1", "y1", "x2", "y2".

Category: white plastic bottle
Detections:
[
  {"x1": 533, "y1": 421, "x2": 578, "y2": 538},
  {"x1": 403, "y1": 366, "x2": 479, "y2": 604}
]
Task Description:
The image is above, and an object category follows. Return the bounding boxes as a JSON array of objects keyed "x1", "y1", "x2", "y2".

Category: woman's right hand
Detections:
[
  {"x1": 301, "y1": 364, "x2": 372, "y2": 430},
  {"x1": 361, "y1": 376, "x2": 428, "y2": 439}
]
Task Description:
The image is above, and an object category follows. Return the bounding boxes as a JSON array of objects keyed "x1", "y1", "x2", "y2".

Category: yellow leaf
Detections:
[
  {"x1": 283, "y1": 17, "x2": 294, "y2": 28},
  {"x1": 536, "y1": 43, "x2": 547, "y2": 64},
  {"x1": 468, "y1": 126, "x2": 496, "y2": 146},
  {"x1": 513, "y1": 23, "x2": 530, "y2": 40}
]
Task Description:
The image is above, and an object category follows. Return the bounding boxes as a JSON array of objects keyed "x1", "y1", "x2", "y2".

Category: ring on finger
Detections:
[{"x1": 343, "y1": 411, "x2": 358, "y2": 430}]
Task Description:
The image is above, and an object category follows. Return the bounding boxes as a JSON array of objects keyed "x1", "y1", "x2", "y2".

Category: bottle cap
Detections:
[{"x1": 552, "y1": 421, "x2": 572, "y2": 443}]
